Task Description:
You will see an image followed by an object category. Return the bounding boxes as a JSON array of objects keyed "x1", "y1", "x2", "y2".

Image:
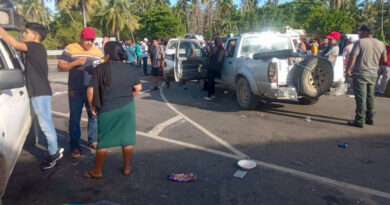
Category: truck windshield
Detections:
[{"x1": 240, "y1": 35, "x2": 293, "y2": 56}]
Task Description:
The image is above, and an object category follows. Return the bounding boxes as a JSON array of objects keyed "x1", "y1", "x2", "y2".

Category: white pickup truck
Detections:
[
  {"x1": 0, "y1": 1, "x2": 32, "y2": 203},
  {"x1": 164, "y1": 32, "x2": 347, "y2": 109}
]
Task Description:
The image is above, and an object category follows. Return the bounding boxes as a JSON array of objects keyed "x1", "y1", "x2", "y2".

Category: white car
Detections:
[
  {"x1": 0, "y1": 1, "x2": 32, "y2": 202},
  {"x1": 0, "y1": 38, "x2": 31, "y2": 203}
]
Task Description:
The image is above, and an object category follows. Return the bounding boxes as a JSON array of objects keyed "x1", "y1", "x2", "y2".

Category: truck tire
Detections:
[
  {"x1": 236, "y1": 77, "x2": 259, "y2": 109},
  {"x1": 294, "y1": 56, "x2": 333, "y2": 97},
  {"x1": 298, "y1": 96, "x2": 319, "y2": 105}
]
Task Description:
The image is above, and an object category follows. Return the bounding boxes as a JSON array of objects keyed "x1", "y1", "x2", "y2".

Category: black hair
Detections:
[
  {"x1": 359, "y1": 24, "x2": 374, "y2": 34},
  {"x1": 152, "y1": 37, "x2": 159, "y2": 41},
  {"x1": 25, "y1": 22, "x2": 48, "y2": 41},
  {"x1": 104, "y1": 41, "x2": 127, "y2": 61}
]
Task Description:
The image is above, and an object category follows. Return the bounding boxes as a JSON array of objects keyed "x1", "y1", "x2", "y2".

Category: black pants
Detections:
[{"x1": 207, "y1": 70, "x2": 219, "y2": 97}]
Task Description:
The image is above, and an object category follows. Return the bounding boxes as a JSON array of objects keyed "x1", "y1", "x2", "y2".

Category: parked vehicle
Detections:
[
  {"x1": 164, "y1": 32, "x2": 347, "y2": 109},
  {"x1": 0, "y1": 1, "x2": 32, "y2": 203}
]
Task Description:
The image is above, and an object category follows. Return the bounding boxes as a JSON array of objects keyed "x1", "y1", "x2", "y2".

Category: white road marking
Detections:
[
  {"x1": 53, "y1": 91, "x2": 67, "y2": 96},
  {"x1": 159, "y1": 85, "x2": 248, "y2": 158},
  {"x1": 147, "y1": 115, "x2": 183, "y2": 135},
  {"x1": 137, "y1": 131, "x2": 240, "y2": 160},
  {"x1": 50, "y1": 109, "x2": 390, "y2": 199},
  {"x1": 251, "y1": 159, "x2": 390, "y2": 199}
]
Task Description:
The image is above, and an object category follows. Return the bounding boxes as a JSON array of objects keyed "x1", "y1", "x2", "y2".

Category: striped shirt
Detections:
[{"x1": 60, "y1": 43, "x2": 103, "y2": 92}]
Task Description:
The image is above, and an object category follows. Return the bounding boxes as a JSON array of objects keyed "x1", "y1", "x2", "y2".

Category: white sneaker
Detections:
[{"x1": 204, "y1": 96, "x2": 213, "y2": 101}]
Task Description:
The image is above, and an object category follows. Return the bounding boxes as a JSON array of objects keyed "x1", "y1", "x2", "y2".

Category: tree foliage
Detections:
[
  {"x1": 11, "y1": 0, "x2": 389, "y2": 49},
  {"x1": 137, "y1": 4, "x2": 185, "y2": 40}
]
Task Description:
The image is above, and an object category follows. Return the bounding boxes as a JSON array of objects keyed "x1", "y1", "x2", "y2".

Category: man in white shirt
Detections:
[{"x1": 141, "y1": 38, "x2": 149, "y2": 75}]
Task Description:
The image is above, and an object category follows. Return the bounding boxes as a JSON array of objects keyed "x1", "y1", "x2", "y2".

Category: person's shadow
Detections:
[{"x1": 24, "y1": 116, "x2": 94, "y2": 162}]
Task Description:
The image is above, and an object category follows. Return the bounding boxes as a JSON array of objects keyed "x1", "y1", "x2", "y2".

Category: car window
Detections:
[
  {"x1": 167, "y1": 40, "x2": 178, "y2": 50},
  {"x1": 178, "y1": 42, "x2": 202, "y2": 57},
  {"x1": 226, "y1": 40, "x2": 237, "y2": 58},
  {"x1": 240, "y1": 36, "x2": 293, "y2": 56},
  {"x1": 0, "y1": 40, "x2": 13, "y2": 69}
]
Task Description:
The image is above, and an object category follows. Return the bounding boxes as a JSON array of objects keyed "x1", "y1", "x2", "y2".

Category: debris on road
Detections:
[
  {"x1": 240, "y1": 114, "x2": 247, "y2": 118},
  {"x1": 233, "y1": 170, "x2": 247, "y2": 179},
  {"x1": 224, "y1": 91, "x2": 228, "y2": 94},
  {"x1": 338, "y1": 143, "x2": 348, "y2": 149},
  {"x1": 305, "y1": 116, "x2": 312, "y2": 122},
  {"x1": 257, "y1": 113, "x2": 265, "y2": 117},
  {"x1": 169, "y1": 173, "x2": 197, "y2": 182},
  {"x1": 237, "y1": 159, "x2": 257, "y2": 170},
  {"x1": 349, "y1": 95, "x2": 355, "y2": 98}
]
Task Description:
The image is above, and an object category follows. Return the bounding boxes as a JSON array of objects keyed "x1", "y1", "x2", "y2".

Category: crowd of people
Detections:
[
  {"x1": 0, "y1": 22, "x2": 387, "y2": 176},
  {"x1": 295, "y1": 29, "x2": 390, "y2": 98}
]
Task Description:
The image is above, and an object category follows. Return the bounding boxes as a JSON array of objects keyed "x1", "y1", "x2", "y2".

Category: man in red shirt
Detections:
[{"x1": 375, "y1": 45, "x2": 390, "y2": 95}]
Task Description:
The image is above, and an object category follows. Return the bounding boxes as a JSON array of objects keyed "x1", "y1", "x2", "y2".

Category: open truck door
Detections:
[{"x1": 174, "y1": 39, "x2": 208, "y2": 82}]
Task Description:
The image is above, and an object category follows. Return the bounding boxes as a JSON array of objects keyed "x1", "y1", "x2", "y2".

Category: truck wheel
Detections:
[
  {"x1": 295, "y1": 56, "x2": 333, "y2": 97},
  {"x1": 236, "y1": 77, "x2": 258, "y2": 109},
  {"x1": 298, "y1": 96, "x2": 319, "y2": 105}
]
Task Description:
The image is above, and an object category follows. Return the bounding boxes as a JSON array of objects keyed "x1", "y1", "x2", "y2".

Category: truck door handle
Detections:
[
  {"x1": 228, "y1": 62, "x2": 232, "y2": 64},
  {"x1": 19, "y1": 90, "x2": 24, "y2": 96}
]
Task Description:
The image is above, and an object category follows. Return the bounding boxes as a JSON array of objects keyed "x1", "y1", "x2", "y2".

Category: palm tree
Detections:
[
  {"x1": 56, "y1": 0, "x2": 104, "y2": 27},
  {"x1": 96, "y1": 0, "x2": 139, "y2": 40},
  {"x1": 178, "y1": 0, "x2": 190, "y2": 31},
  {"x1": 14, "y1": 0, "x2": 51, "y2": 24}
]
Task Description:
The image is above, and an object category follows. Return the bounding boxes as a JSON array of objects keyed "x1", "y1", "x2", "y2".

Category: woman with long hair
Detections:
[{"x1": 85, "y1": 41, "x2": 142, "y2": 178}]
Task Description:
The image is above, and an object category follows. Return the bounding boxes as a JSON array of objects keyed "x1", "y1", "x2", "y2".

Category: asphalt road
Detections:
[{"x1": 2, "y1": 61, "x2": 390, "y2": 205}]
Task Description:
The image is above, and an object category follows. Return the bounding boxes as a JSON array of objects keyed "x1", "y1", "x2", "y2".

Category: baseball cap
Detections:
[
  {"x1": 326, "y1": 31, "x2": 341, "y2": 40},
  {"x1": 81, "y1": 27, "x2": 96, "y2": 39},
  {"x1": 359, "y1": 24, "x2": 374, "y2": 34},
  {"x1": 144, "y1": 38, "x2": 148, "y2": 42}
]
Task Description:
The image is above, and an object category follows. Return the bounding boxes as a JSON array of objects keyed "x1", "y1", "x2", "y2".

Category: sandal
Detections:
[
  {"x1": 84, "y1": 171, "x2": 102, "y2": 179},
  {"x1": 70, "y1": 150, "x2": 81, "y2": 159}
]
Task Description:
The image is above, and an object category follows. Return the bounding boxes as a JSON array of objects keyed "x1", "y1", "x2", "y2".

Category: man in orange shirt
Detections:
[{"x1": 57, "y1": 28, "x2": 104, "y2": 157}]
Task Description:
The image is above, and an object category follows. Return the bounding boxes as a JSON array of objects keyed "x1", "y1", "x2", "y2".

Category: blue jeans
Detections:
[
  {"x1": 30, "y1": 96, "x2": 58, "y2": 155},
  {"x1": 137, "y1": 56, "x2": 142, "y2": 67},
  {"x1": 143, "y1": 57, "x2": 148, "y2": 75},
  {"x1": 68, "y1": 89, "x2": 98, "y2": 151}
]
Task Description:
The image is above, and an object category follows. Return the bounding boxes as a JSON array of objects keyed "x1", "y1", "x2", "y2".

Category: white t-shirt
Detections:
[{"x1": 141, "y1": 42, "x2": 148, "y2": 57}]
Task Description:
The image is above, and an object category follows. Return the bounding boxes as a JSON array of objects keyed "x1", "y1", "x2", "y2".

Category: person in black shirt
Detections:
[
  {"x1": 0, "y1": 23, "x2": 63, "y2": 170},
  {"x1": 204, "y1": 37, "x2": 226, "y2": 101},
  {"x1": 85, "y1": 42, "x2": 142, "y2": 178}
]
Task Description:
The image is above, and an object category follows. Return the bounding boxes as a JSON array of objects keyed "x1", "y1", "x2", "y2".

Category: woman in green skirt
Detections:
[{"x1": 85, "y1": 41, "x2": 142, "y2": 178}]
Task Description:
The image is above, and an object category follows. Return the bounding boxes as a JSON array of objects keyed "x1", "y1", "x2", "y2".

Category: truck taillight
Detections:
[{"x1": 268, "y1": 62, "x2": 278, "y2": 83}]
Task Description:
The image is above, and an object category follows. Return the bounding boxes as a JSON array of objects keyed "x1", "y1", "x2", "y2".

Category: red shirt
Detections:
[{"x1": 380, "y1": 45, "x2": 390, "y2": 66}]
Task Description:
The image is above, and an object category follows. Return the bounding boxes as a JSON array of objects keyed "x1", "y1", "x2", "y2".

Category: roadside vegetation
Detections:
[{"x1": 13, "y1": 0, "x2": 390, "y2": 49}]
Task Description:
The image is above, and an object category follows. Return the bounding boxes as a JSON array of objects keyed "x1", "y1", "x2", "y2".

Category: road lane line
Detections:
[
  {"x1": 159, "y1": 86, "x2": 248, "y2": 158},
  {"x1": 251, "y1": 159, "x2": 390, "y2": 199},
  {"x1": 53, "y1": 91, "x2": 68, "y2": 96},
  {"x1": 137, "y1": 131, "x2": 241, "y2": 160},
  {"x1": 147, "y1": 115, "x2": 183, "y2": 135}
]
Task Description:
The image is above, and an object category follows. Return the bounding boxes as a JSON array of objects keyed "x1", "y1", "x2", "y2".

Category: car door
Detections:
[
  {"x1": 221, "y1": 38, "x2": 238, "y2": 85},
  {"x1": 163, "y1": 40, "x2": 178, "y2": 79},
  {"x1": 0, "y1": 39, "x2": 31, "y2": 197},
  {"x1": 174, "y1": 40, "x2": 208, "y2": 82}
]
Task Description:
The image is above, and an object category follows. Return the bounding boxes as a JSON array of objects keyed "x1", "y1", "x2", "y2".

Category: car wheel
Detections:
[
  {"x1": 298, "y1": 96, "x2": 319, "y2": 105},
  {"x1": 295, "y1": 56, "x2": 333, "y2": 97},
  {"x1": 236, "y1": 77, "x2": 259, "y2": 109}
]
